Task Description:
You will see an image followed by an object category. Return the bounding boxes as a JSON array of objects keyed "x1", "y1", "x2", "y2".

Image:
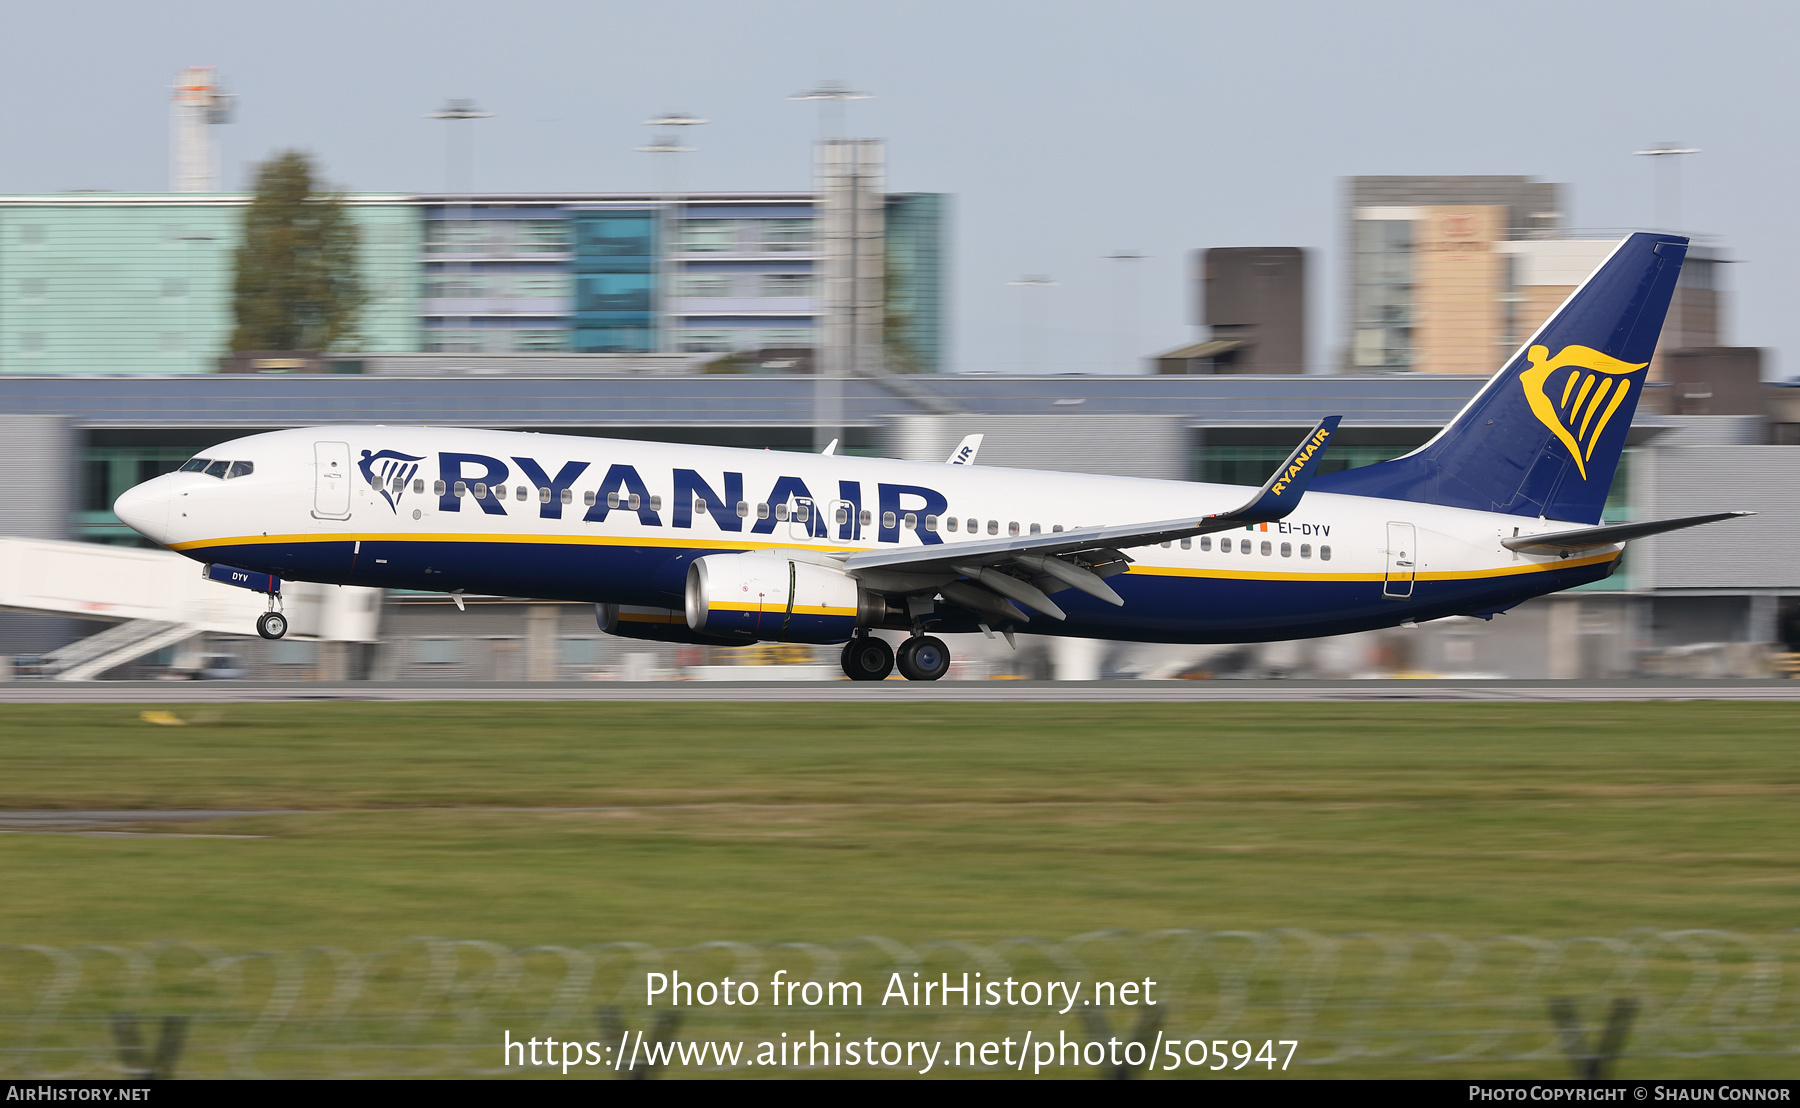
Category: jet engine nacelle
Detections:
[
  {"x1": 596, "y1": 603, "x2": 756, "y2": 647},
  {"x1": 685, "y1": 553, "x2": 871, "y2": 643}
]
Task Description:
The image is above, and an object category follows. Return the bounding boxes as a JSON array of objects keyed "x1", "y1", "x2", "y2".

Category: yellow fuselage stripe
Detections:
[{"x1": 173, "y1": 531, "x2": 1618, "y2": 586}]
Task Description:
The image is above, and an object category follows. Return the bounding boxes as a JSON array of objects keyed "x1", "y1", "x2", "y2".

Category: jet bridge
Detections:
[{"x1": 0, "y1": 537, "x2": 381, "y2": 680}]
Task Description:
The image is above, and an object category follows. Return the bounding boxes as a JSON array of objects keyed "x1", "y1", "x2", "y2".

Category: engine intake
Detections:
[{"x1": 685, "y1": 554, "x2": 866, "y2": 644}]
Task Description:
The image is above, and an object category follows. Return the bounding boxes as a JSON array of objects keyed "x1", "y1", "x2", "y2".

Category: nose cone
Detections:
[{"x1": 114, "y1": 478, "x2": 172, "y2": 545}]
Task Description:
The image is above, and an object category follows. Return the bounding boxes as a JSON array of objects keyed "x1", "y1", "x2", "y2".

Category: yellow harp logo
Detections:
[{"x1": 1519, "y1": 344, "x2": 1647, "y2": 481}]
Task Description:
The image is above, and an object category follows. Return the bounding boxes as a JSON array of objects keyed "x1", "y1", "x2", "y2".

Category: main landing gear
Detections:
[
  {"x1": 896, "y1": 635, "x2": 950, "y2": 682},
  {"x1": 840, "y1": 634, "x2": 893, "y2": 681},
  {"x1": 840, "y1": 633, "x2": 951, "y2": 682}
]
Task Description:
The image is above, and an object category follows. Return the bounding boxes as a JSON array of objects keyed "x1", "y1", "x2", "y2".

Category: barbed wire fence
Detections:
[{"x1": 3, "y1": 929, "x2": 1795, "y2": 1078}]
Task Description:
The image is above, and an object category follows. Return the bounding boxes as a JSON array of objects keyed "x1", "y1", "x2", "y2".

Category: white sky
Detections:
[{"x1": 1, "y1": 0, "x2": 1793, "y2": 377}]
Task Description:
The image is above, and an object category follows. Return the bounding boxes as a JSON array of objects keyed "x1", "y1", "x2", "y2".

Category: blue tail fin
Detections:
[{"x1": 1314, "y1": 232, "x2": 1687, "y2": 524}]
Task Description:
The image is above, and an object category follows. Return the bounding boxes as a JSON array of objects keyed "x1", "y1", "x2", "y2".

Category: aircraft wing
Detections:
[
  {"x1": 839, "y1": 417, "x2": 1341, "y2": 621},
  {"x1": 1501, "y1": 510, "x2": 1752, "y2": 555}
]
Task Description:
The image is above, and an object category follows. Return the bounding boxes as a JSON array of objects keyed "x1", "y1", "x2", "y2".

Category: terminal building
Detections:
[{"x1": 0, "y1": 179, "x2": 947, "y2": 373}]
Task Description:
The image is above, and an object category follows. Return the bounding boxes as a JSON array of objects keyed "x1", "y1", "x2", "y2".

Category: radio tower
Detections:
[{"x1": 170, "y1": 66, "x2": 235, "y2": 192}]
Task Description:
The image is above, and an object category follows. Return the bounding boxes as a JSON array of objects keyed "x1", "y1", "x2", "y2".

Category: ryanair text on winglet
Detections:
[{"x1": 1269, "y1": 426, "x2": 1333, "y2": 498}]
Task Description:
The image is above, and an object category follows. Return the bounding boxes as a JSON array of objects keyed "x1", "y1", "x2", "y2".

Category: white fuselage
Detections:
[{"x1": 115, "y1": 426, "x2": 1620, "y2": 644}]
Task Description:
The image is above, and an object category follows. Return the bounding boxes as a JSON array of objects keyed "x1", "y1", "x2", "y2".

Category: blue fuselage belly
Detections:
[{"x1": 192, "y1": 538, "x2": 1609, "y2": 645}]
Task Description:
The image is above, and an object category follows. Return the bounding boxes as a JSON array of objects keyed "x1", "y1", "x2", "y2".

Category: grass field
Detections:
[{"x1": 0, "y1": 700, "x2": 1796, "y2": 1077}]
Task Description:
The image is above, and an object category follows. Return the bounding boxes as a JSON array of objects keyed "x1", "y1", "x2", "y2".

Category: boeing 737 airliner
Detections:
[{"x1": 114, "y1": 232, "x2": 1744, "y2": 680}]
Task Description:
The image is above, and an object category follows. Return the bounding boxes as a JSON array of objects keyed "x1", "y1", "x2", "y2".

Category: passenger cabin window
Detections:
[
  {"x1": 560, "y1": 488, "x2": 573, "y2": 505},
  {"x1": 967, "y1": 518, "x2": 978, "y2": 533},
  {"x1": 946, "y1": 516, "x2": 958, "y2": 532},
  {"x1": 1280, "y1": 542, "x2": 1292, "y2": 558},
  {"x1": 1200, "y1": 536, "x2": 1211, "y2": 551},
  {"x1": 414, "y1": 479, "x2": 426, "y2": 494},
  {"x1": 860, "y1": 510, "x2": 873, "y2": 526},
  {"x1": 226, "y1": 461, "x2": 254, "y2": 479},
  {"x1": 835, "y1": 506, "x2": 849, "y2": 526},
  {"x1": 924, "y1": 515, "x2": 938, "y2": 532},
  {"x1": 1300, "y1": 544, "x2": 1311, "y2": 558},
  {"x1": 756, "y1": 503, "x2": 771, "y2": 520},
  {"x1": 774, "y1": 503, "x2": 789, "y2": 521},
  {"x1": 1180, "y1": 538, "x2": 1191, "y2": 549},
  {"x1": 1009, "y1": 522, "x2": 1020, "y2": 536},
  {"x1": 584, "y1": 491, "x2": 596, "y2": 507},
  {"x1": 987, "y1": 520, "x2": 998, "y2": 535},
  {"x1": 1320, "y1": 545, "x2": 1332, "y2": 561},
  {"x1": 882, "y1": 511, "x2": 897, "y2": 529},
  {"x1": 608, "y1": 492, "x2": 621, "y2": 509},
  {"x1": 204, "y1": 460, "x2": 230, "y2": 479},
  {"x1": 736, "y1": 501, "x2": 750, "y2": 518},
  {"x1": 538, "y1": 487, "x2": 550, "y2": 504},
  {"x1": 1030, "y1": 523, "x2": 1041, "y2": 535},
  {"x1": 1052, "y1": 524, "x2": 1063, "y2": 533},
  {"x1": 904, "y1": 513, "x2": 917, "y2": 530},
  {"x1": 1261, "y1": 541, "x2": 1272, "y2": 556},
  {"x1": 649, "y1": 496, "x2": 662, "y2": 511},
  {"x1": 628, "y1": 494, "x2": 640, "y2": 511},
  {"x1": 694, "y1": 499, "x2": 708, "y2": 515},
  {"x1": 180, "y1": 458, "x2": 210, "y2": 473},
  {"x1": 435, "y1": 480, "x2": 448, "y2": 496},
  {"x1": 453, "y1": 481, "x2": 466, "y2": 497}
]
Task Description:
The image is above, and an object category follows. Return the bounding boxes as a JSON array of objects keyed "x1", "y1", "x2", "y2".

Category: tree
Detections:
[{"x1": 229, "y1": 151, "x2": 363, "y2": 352}]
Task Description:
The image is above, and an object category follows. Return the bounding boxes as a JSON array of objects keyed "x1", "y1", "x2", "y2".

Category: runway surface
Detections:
[{"x1": 3, "y1": 680, "x2": 1800, "y2": 702}]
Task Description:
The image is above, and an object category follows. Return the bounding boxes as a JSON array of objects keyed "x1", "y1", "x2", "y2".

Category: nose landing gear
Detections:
[{"x1": 256, "y1": 610, "x2": 288, "y2": 640}]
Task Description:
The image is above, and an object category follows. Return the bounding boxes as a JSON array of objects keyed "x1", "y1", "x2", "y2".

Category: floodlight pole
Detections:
[
  {"x1": 428, "y1": 100, "x2": 493, "y2": 359},
  {"x1": 640, "y1": 113, "x2": 706, "y2": 354},
  {"x1": 790, "y1": 83, "x2": 870, "y2": 452},
  {"x1": 1106, "y1": 250, "x2": 1144, "y2": 374},
  {"x1": 1634, "y1": 142, "x2": 1700, "y2": 350},
  {"x1": 1008, "y1": 275, "x2": 1057, "y2": 374},
  {"x1": 1633, "y1": 142, "x2": 1700, "y2": 233},
  {"x1": 789, "y1": 80, "x2": 871, "y2": 141}
]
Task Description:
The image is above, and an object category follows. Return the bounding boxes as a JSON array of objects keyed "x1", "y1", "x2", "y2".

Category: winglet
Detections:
[
  {"x1": 821, "y1": 439, "x2": 839, "y2": 456},
  {"x1": 1210, "y1": 416, "x2": 1341, "y2": 524},
  {"x1": 946, "y1": 434, "x2": 983, "y2": 465}
]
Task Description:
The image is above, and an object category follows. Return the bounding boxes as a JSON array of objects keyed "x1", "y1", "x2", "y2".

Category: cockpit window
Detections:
[
  {"x1": 226, "y1": 461, "x2": 254, "y2": 479},
  {"x1": 203, "y1": 460, "x2": 231, "y2": 479},
  {"x1": 180, "y1": 458, "x2": 211, "y2": 473}
]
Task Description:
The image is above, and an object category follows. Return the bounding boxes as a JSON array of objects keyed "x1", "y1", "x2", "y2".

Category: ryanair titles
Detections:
[{"x1": 381, "y1": 449, "x2": 950, "y2": 546}]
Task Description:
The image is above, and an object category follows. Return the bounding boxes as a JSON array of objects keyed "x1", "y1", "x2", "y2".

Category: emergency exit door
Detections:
[
  {"x1": 1384, "y1": 522, "x2": 1416, "y2": 599},
  {"x1": 313, "y1": 441, "x2": 352, "y2": 519}
]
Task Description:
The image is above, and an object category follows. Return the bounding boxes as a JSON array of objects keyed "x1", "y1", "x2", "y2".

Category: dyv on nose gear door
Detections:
[
  {"x1": 313, "y1": 441, "x2": 352, "y2": 520},
  {"x1": 1384, "y1": 521, "x2": 1417, "y2": 599}
]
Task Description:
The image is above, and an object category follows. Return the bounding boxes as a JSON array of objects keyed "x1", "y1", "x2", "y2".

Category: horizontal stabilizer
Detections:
[{"x1": 1501, "y1": 511, "x2": 1752, "y2": 554}]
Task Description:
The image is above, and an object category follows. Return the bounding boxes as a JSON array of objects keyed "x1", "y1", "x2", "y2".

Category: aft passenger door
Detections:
[
  {"x1": 1384, "y1": 521, "x2": 1416, "y2": 599},
  {"x1": 313, "y1": 441, "x2": 352, "y2": 520}
]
